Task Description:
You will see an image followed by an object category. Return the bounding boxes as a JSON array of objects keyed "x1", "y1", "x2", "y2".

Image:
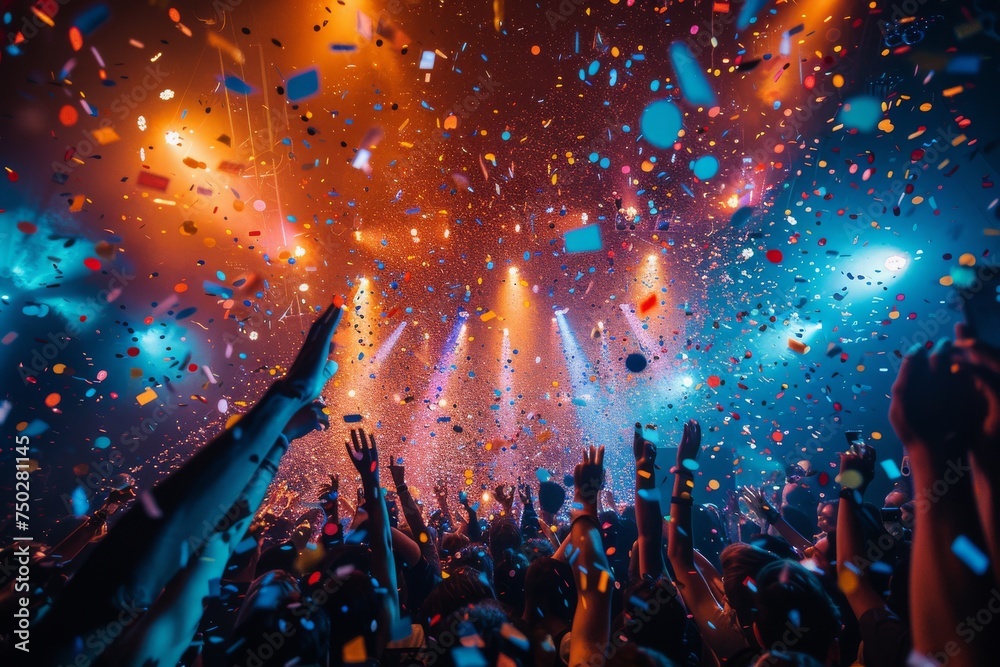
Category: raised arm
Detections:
[
  {"x1": 632, "y1": 423, "x2": 666, "y2": 578},
  {"x1": 835, "y1": 444, "x2": 891, "y2": 621},
  {"x1": 346, "y1": 429, "x2": 401, "y2": 650},
  {"x1": 518, "y1": 481, "x2": 541, "y2": 540},
  {"x1": 741, "y1": 485, "x2": 814, "y2": 556},
  {"x1": 567, "y1": 446, "x2": 614, "y2": 667},
  {"x1": 890, "y1": 339, "x2": 999, "y2": 666},
  {"x1": 956, "y1": 327, "x2": 1000, "y2": 581},
  {"x1": 114, "y1": 401, "x2": 329, "y2": 666},
  {"x1": 666, "y1": 419, "x2": 747, "y2": 662},
  {"x1": 37, "y1": 306, "x2": 344, "y2": 664},
  {"x1": 391, "y1": 463, "x2": 441, "y2": 574}
]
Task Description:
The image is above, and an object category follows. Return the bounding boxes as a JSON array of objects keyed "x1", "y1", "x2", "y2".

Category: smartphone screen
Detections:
[{"x1": 642, "y1": 424, "x2": 659, "y2": 444}]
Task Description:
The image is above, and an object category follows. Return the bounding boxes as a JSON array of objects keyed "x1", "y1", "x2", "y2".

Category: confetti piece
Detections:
[
  {"x1": 691, "y1": 155, "x2": 720, "y2": 179},
  {"x1": 136, "y1": 387, "x2": 158, "y2": 406},
  {"x1": 344, "y1": 414, "x2": 362, "y2": 423},
  {"x1": 625, "y1": 353, "x2": 648, "y2": 373},
  {"x1": 137, "y1": 171, "x2": 170, "y2": 191},
  {"x1": 564, "y1": 224, "x2": 603, "y2": 253},
  {"x1": 640, "y1": 100, "x2": 682, "y2": 149},
  {"x1": 952, "y1": 536, "x2": 989, "y2": 575},
  {"x1": 287, "y1": 68, "x2": 321, "y2": 102},
  {"x1": 880, "y1": 459, "x2": 901, "y2": 479},
  {"x1": 224, "y1": 75, "x2": 254, "y2": 95},
  {"x1": 838, "y1": 96, "x2": 882, "y2": 133},
  {"x1": 669, "y1": 41, "x2": 717, "y2": 107},
  {"x1": 787, "y1": 339, "x2": 809, "y2": 354}
]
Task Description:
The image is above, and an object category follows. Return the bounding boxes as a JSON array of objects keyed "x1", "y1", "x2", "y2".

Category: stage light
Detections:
[
  {"x1": 298, "y1": 283, "x2": 309, "y2": 292},
  {"x1": 508, "y1": 266, "x2": 518, "y2": 276},
  {"x1": 726, "y1": 194, "x2": 739, "y2": 208},
  {"x1": 503, "y1": 328, "x2": 509, "y2": 336},
  {"x1": 647, "y1": 254, "x2": 657, "y2": 263},
  {"x1": 294, "y1": 246, "x2": 306, "y2": 257},
  {"x1": 164, "y1": 131, "x2": 180, "y2": 144},
  {"x1": 885, "y1": 255, "x2": 908, "y2": 271},
  {"x1": 682, "y1": 376, "x2": 693, "y2": 387}
]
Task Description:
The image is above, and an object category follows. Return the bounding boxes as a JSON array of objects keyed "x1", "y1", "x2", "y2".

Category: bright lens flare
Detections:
[{"x1": 885, "y1": 255, "x2": 908, "y2": 271}]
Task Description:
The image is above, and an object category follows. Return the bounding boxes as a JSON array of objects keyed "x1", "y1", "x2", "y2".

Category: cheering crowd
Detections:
[{"x1": 3, "y1": 306, "x2": 1000, "y2": 667}]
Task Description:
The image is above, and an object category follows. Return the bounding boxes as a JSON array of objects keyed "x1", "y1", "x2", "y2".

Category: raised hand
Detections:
[
  {"x1": 633, "y1": 423, "x2": 657, "y2": 472},
  {"x1": 389, "y1": 462, "x2": 406, "y2": 490},
  {"x1": 280, "y1": 305, "x2": 343, "y2": 404},
  {"x1": 282, "y1": 400, "x2": 330, "y2": 442},
  {"x1": 495, "y1": 483, "x2": 515, "y2": 512},
  {"x1": 319, "y1": 473, "x2": 340, "y2": 501},
  {"x1": 676, "y1": 419, "x2": 701, "y2": 471},
  {"x1": 434, "y1": 479, "x2": 449, "y2": 502},
  {"x1": 573, "y1": 445, "x2": 606, "y2": 514},
  {"x1": 740, "y1": 486, "x2": 779, "y2": 526},
  {"x1": 838, "y1": 439, "x2": 877, "y2": 494},
  {"x1": 890, "y1": 339, "x2": 983, "y2": 454},
  {"x1": 346, "y1": 428, "x2": 379, "y2": 485},
  {"x1": 517, "y1": 481, "x2": 533, "y2": 506}
]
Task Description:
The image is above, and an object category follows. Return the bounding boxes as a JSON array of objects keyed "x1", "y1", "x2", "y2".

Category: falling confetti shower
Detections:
[{"x1": 1, "y1": 0, "x2": 999, "y2": 525}]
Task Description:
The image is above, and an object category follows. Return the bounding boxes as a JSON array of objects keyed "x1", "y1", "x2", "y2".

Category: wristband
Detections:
[
  {"x1": 259, "y1": 459, "x2": 279, "y2": 475},
  {"x1": 670, "y1": 495, "x2": 693, "y2": 506},
  {"x1": 275, "y1": 433, "x2": 291, "y2": 451}
]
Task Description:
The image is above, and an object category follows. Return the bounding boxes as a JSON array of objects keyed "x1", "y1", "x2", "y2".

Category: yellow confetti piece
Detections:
[
  {"x1": 479, "y1": 310, "x2": 497, "y2": 322},
  {"x1": 91, "y1": 127, "x2": 120, "y2": 145},
  {"x1": 136, "y1": 387, "x2": 158, "y2": 406},
  {"x1": 942, "y1": 85, "x2": 964, "y2": 98}
]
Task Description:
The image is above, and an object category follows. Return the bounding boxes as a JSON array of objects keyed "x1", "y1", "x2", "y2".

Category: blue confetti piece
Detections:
[
  {"x1": 287, "y1": 68, "x2": 320, "y2": 102},
  {"x1": 224, "y1": 75, "x2": 254, "y2": 95},
  {"x1": 74, "y1": 4, "x2": 110, "y2": 35},
  {"x1": 838, "y1": 95, "x2": 882, "y2": 133},
  {"x1": 669, "y1": 41, "x2": 717, "y2": 107},
  {"x1": 640, "y1": 100, "x2": 682, "y2": 149},
  {"x1": 564, "y1": 224, "x2": 602, "y2": 253},
  {"x1": 343, "y1": 414, "x2": 363, "y2": 423},
  {"x1": 880, "y1": 459, "x2": 902, "y2": 480},
  {"x1": 952, "y1": 536, "x2": 990, "y2": 575},
  {"x1": 175, "y1": 306, "x2": 197, "y2": 320},
  {"x1": 737, "y1": 0, "x2": 768, "y2": 30}
]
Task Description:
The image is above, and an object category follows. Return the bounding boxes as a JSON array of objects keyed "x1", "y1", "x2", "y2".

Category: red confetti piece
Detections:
[
  {"x1": 83, "y1": 257, "x2": 101, "y2": 271},
  {"x1": 707, "y1": 375, "x2": 721, "y2": 388},
  {"x1": 638, "y1": 293, "x2": 657, "y2": 313},
  {"x1": 17, "y1": 221, "x2": 37, "y2": 234},
  {"x1": 766, "y1": 249, "x2": 783, "y2": 263},
  {"x1": 127, "y1": 347, "x2": 140, "y2": 357}
]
